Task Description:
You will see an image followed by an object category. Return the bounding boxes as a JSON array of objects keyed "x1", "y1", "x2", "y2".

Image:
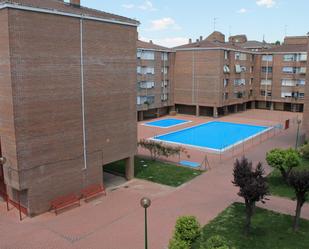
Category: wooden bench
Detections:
[
  {"x1": 51, "y1": 193, "x2": 80, "y2": 215},
  {"x1": 81, "y1": 184, "x2": 106, "y2": 202}
]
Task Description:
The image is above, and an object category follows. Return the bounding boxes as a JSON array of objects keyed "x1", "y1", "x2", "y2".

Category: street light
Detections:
[
  {"x1": 295, "y1": 119, "x2": 302, "y2": 149},
  {"x1": 140, "y1": 197, "x2": 151, "y2": 249}
]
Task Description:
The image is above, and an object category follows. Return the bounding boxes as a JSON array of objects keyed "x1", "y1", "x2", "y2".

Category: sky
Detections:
[{"x1": 81, "y1": 0, "x2": 309, "y2": 48}]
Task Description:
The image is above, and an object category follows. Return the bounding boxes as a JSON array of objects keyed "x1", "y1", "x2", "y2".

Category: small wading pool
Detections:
[
  {"x1": 152, "y1": 121, "x2": 271, "y2": 152},
  {"x1": 144, "y1": 118, "x2": 191, "y2": 128}
]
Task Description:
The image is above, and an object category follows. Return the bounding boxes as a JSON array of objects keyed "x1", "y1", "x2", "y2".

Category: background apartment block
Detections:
[
  {"x1": 0, "y1": 0, "x2": 138, "y2": 215},
  {"x1": 173, "y1": 32, "x2": 256, "y2": 117},
  {"x1": 137, "y1": 40, "x2": 174, "y2": 121},
  {"x1": 170, "y1": 32, "x2": 307, "y2": 117},
  {"x1": 256, "y1": 36, "x2": 307, "y2": 112},
  {"x1": 303, "y1": 34, "x2": 309, "y2": 135}
]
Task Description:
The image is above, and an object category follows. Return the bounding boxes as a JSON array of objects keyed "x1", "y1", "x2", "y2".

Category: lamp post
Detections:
[
  {"x1": 140, "y1": 197, "x2": 151, "y2": 249},
  {"x1": 295, "y1": 119, "x2": 302, "y2": 149}
]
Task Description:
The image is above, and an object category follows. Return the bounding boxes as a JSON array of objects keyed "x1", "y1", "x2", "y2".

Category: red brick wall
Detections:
[{"x1": 3, "y1": 9, "x2": 137, "y2": 215}]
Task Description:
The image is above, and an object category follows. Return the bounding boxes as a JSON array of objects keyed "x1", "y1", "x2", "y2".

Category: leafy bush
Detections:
[
  {"x1": 266, "y1": 148, "x2": 301, "y2": 181},
  {"x1": 138, "y1": 139, "x2": 189, "y2": 161},
  {"x1": 169, "y1": 216, "x2": 201, "y2": 249},
  {"x1": 168, "y1": 238, "x2": 190, "y2": 249},
  {"x1": 300, "y1": 144, "x2": 309, "y2": 159},
  {"x1": 198, "y1": 235, "x2": 234, "y2": 249}
]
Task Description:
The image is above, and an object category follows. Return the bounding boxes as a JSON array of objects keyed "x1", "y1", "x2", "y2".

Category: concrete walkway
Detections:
[{"x1": 0, "y1": 110, "x2": 308, "y2": 249}]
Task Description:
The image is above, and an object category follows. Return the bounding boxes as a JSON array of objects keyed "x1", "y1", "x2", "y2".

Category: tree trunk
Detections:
[
  {"x1": 280, "y1": 168, "x2": 288, "y2": 183},
  {"x1": 293, "y1": 196, "x2": 304, "y2": 231},
  {"x1": 245, "y1": 200, "x2": 254, "y2": 235}
]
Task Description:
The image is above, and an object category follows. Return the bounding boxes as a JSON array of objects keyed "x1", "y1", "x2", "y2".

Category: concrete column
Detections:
[
  {"x1": 270, "y1": 102, "x2": 274, "y2": 110},
  {"x1": 196, "y1": 105, "x2": 200, "y2": 117},
  {"x1": 234, "y1": 104, "x2": 238, "y2": 113},
  {"x1": 243, "y1": 103, "x2": 247, "y2": 111},
  {"x1": 138, "y1": 111, "x2": 144, "y2": 121},
  {"x1": 213, "y1": 107, "x2": 218, "y2": 118},
  {"x1": 223, "y1": 106, "x2": 228, "y2": 115},
  {"x1": 125, "y1": 156, "x2": 134, "y2": 180},
  {"x1": 251, "y1": 101, "x2": 255, "y2": 109}
]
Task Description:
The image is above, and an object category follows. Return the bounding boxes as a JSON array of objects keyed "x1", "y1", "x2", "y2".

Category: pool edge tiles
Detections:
[
  {"x1": 150, "y1": 121, "x2": 272, "y2": 153},
  {"x1": 143, "y1": 118, "x2": 192, "y2": 128}
]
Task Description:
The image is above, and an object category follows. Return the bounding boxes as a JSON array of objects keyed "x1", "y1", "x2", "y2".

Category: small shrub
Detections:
[
  {"x1": 198, "y1": 235, "x2": 234, "y2": 249},
  {"x1": 300, "y1": 143, "x2": 309, "y2": 159},
  {"x1": 174, "y1": 216, "x2": 201, "y2": 244},
  {"x1": 168, "y1": 238, "x2": 190, "y2": 249}
]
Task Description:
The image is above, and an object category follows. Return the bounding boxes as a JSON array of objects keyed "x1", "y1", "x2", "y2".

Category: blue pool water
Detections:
[
  {"x1": 145, "y1": 118, "x2": 190, "y2": 128},
  {"x1": 154, "y1": 121, "x2": 269, "y2": 151}
]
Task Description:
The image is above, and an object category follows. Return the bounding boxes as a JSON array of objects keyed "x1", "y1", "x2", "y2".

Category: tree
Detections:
[
  {"x1": 232, "y1": 157, "x2": 269, "y2": 235},
  {"x1": 288, "y1": 170, "x2": 309, "y2": 231},
  {"x1": 266, "y1": 148, "x2": 301, "y2": 181}
]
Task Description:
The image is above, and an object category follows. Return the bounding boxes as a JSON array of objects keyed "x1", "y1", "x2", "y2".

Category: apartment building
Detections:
[
  {"x1": 0, "y1": 0, "x2": 138, "y2": 215},
  {"x1": 303, "y1": 34, "x2": 309, "y2": 135},
  {"x1": 137, "y1": 40, "x2": 174, "y2": 120},
  {"x1": 173, "y1": 32, "x2": 256, "y2": 117},
  {"x1": 172, "y1": 32, "x2": 307, "y2": 117},
  {"x1": 256, "y1": 37, "x2": 307, "y2": 112}
]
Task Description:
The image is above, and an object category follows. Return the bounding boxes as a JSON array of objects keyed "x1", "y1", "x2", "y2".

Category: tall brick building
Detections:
[
  {"x1": 0, "y1": 0, "x2": 138, "y2": 215},
  {"x1": 136, "y1": 40, "x2": 174, "y2": 120}
]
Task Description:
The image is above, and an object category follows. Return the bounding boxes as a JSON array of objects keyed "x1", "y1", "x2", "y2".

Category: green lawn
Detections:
[
  {"x1": 104, "y1": 157, "x2": 202, "y2": 187},
  {"x1": 192, "y1": 203, "x2": 309, "y2": 249},
  {"x1": 267, "y1": 158, "x2": 309, "y2": 201}
]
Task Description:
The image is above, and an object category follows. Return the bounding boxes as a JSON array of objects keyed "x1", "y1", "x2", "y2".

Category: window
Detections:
[
  {"x1": 235, "y1": 64, "x2": 242, "y2": 73},
  {"x1": 282, "y1": 67, "x2": 294, "y2": 73},
  {"x1": 251, "y1": 54, "x2": 254, "y2": 61},
  {"x1": 299, "y1": 67, "x2": 306, "y2": 74},
  {"x1": 250, "y1": 78, "x2": 254, "y2": 85},
  {"x1": 137, "y1": 95, "x2": 155, "y2": 105},
  {"x1": 139, "y1": 51, "x2": 155, "y2": 60},
  {"x1": 235, "y1": 52, "x2": 247, "y2": 60},
  {"x1": 223, "y1": 65, "x2": 230, "y2": 73},
  {"x1": 262, "y1": 67, "x2": 273, "y2": 73},
  {"x1": 145, "y1": 67, "x2": 155, "y2": 74},
  {"x1": 223, "y1": 92, "x2": 228, "y2": 100},
  {"x1": 282, "y1": 79, "x2": 296, "y2": 86},
  {"x1": 139, "y1": 81, "x2": 155, "y2": 89},
  {"x1": 234, "y1": 79, "x2": 246, "y2": 86},
  {"x1": 299, "y1": 93, "x2": 305, "y2": 99},
  {"x1": 161, "y1": 93, "x2": 168, "y2": 101},
  {"x1": 281, "y1": 91, "x2": 292, "y2": 98},
  {"x1": 161, "y1": 80, "x2": 168, "y2": 87},
  {"x1": 260, "y1": 90, "x2": 272, "y2": 97},
  {"x1": 234, "y1": 91, "x2": 245, "y2": 98},
  {"x1": 241, "y1": 66, "x2": 247, "y2": 72},
  {"x1": 262, "y1": 55, "x2": 273, "y2": 61},
  {"x1": 250, "y1": 66, "x2": 254, "y2": 73},
  {"x1": 298, "y1": 79, "x2": 306, "y2": 86},
  {"x1": 299, "y1": 53, "x2": 307, "y2": 62},
  {"x1": 162, "y1": 66, "x2": 168, "y2": 74},
  {"x1": 137, "y1": 49, "x2": 142, "y2": 59},
  {"x1": 283, "y1": 54, "x2": 296, "y2": 62},
  {"x1": 161, "y1": 52, "x2": 168, "y2": 61},
  {"x1": 224, "y1": 51, "x2": 230, "y2": 60},
  {"x1": 223, "y1": 79, "x2": 229, "y2": 87},
  {"x1": 261, "y1": 79, "x2": 272, "y2": 85}
]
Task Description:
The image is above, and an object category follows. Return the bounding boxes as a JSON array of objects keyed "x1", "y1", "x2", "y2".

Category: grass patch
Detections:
[
  {"x1": 267, "y1": 158, "x2": 309, "y2": 201},
  {"x1": 104, "y1": 157, "x2": 202, "y2": 187},
  {"x1": 192, "y1": 202, "x2": 309, "y2": 249}
]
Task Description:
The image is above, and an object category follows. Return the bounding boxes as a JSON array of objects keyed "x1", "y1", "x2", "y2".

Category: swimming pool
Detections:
[
  {"x1": 153, "y1": 121, "x2": 271, "y2": 152},
  {"x1": 144, "y1": 118, "x2": 191, "y2": 128}
]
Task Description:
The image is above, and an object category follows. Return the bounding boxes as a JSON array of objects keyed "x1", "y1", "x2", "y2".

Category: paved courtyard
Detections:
[{"x1": 0, "y1": 110, "x2": 308, "y2": 249}]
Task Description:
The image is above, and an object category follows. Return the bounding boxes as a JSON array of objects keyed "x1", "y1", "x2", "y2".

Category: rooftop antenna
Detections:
[
  {"x1": 262, "y1": 34, "x2": 265, "y2": 43},
  {"x1": 213, "y1": 17, "x2": 217, "y2": 31},
  {"x1": 284, "y1": 25, "x2": 288, "y2": 37},
  {"x1": 229, "y1": 25, "x2": 232, "y2": 37}
]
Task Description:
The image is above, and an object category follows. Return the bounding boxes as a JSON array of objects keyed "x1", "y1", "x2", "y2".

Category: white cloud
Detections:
[
  {"x1": 140, "y1": 37, "x2": 188, "y2": 48},
  {"x1": 121, "y1": 4, "x2": 135, "y2": 9},
  {"x1": 237, "y1": 8, "x2": 248, "y2": 14},
  {"x1": 148, "y1": 17, "x2": 180, "y2": 31},
  {"x1": 138, "y1": 1, "x2": 157, "y2": 11},
  {"x1": 256, "y1": 0, "x2": 276, "y2": 8}
]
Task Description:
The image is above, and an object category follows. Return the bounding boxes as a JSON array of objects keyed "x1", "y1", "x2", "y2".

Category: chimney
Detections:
[
  {"x1": 149, "y1": 40, "x2": 153, "y2": 44},
  {"x1": 189, "y1": 38, "x2": 192, "y2": 44},
  {"x1": 70, "y1": 0, "x2": 80, "y2": 7},
  {"x1": 200, "y1": 36, "x2": 203, "y2": 41}
]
